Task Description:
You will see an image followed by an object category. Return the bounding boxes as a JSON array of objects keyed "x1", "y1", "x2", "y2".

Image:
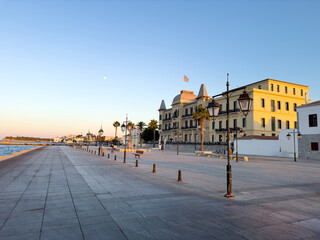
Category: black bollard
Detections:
[
  {"x1": 108, "y1": 153, "x2": 110, "y2": 159},
  {"x1": 135, "y1": 160, "x2": 138, "y2": 167},
  {"x1": 153, "y1": 164, "x2": 156, "y2": 173},
  {"x1": 178, "y1": 170, "x2": 182, "y2": 182},
  {"x1": 114, "y1": 155, "x2": 116, "y2": 161}
]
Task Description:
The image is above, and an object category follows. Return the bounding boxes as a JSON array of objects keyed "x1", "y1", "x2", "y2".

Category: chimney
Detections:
[{"x1": 305, "y1": 92, "x2": 308, "y2": 104}]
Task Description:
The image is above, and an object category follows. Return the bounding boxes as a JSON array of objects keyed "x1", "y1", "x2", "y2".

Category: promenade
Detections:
[{"x1": 0, "y1": 146, "x2": 320, "y2": 240}]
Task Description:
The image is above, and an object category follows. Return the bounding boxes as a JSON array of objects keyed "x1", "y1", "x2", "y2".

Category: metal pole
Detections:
[
  {"x1": 124, "y1": 115, "x2": 127, "y2": 163},
  {"x1": 177, "y1": 132, "x2": 179, "y2": 155},
  {"x1": 293, "y1": 128, "x2": 297, "y2": 162},
  {"x1": 236, "y1": 129, "x2": 239, "y2": 162},
  {"x1": 225, "y1": 73, "x2": 233, "y2": 198}
]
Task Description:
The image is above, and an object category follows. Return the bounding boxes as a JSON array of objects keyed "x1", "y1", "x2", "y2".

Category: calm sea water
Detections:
[{"x1": 0, "y1": 145, "x2": 38, "y2": 157}]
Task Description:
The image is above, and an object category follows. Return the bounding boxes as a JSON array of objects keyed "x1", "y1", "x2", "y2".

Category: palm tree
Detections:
[
  {"x1": 193, "y1": 105, "x2": 210, "y2": 153},
  {"x1": 113, "y1": 121, "x2": 120, "y2": 138},
  {"x1": 148, "y1": 119, "x2": 158, "y2": 147},
  {"x1": 127, "y1": 122, "x2": 135, "y2": 148},
  {"x1": 137, "y1": 121, "x2": 146, "y2": 147}
]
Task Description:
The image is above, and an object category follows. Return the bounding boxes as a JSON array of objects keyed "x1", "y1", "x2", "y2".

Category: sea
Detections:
[{"x1": 0, "y1": 141, "x2": 50, "y2": 157}]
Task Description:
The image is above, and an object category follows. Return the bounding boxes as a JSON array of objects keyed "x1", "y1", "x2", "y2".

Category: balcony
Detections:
[
  {"x1": 181, "y1": 126, "x2": 198, "y2": 130},
  {"x1": 162, "y1": 117, "x2": 172, "y2": 122},
  {"x1": 218, "y1": 108, "x2": 240, "y2": 116},
  {"x1": 182, "y1": 113, "x2": 193, "y2": 118}
]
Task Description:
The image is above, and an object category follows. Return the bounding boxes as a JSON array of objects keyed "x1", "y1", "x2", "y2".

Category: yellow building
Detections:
[{"x1": 159, "y1": 79, "x2": 310, "y2": 144}]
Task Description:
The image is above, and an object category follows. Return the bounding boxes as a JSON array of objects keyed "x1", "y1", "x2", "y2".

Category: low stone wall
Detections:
[
  {"x1": 298, "y1": 134, "x2": 320, "y2": 160},
  {"x1": 141, "y1": 143, "x2": 226, "y2": 153},
  {"x1": 0, "y1": 146, "x2": 44, "y2": 162}
]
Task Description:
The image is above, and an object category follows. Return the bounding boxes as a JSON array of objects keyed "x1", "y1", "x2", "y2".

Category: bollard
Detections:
[
  {"x1": 102, "y1": 152, "x2": 104, "y2": 157},
  {"x1": 114, "y1": 155, "x2": 116, "y2": 161},
  {"x1": 108, "y1": 153, "x2": 110, "y2": 159},
  {"x1": 135, "y1": 160, "x2": 138, "y2": 167},
  {"x1": 178, "y1": 170, "x2": 182, "y2": 182},
  {"x1": 94, "y1": 151, "x2": 96, "y2": 155},
  {"x1": 153, "y1": 164, "x2": 156, "y2": 173}
]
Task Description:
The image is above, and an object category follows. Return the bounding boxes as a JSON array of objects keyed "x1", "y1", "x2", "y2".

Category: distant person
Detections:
[
  {"x1": 161, "y1": 142, "x2": 164, "y2": 152},
  {"x1": 158, "y1": 143, "x2": 162, "y2": 151}
]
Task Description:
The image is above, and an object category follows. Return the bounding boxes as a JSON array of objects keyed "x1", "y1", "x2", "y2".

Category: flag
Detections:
[{"x1": 183, "y1": 75, "x2": 189, "y2": 82}]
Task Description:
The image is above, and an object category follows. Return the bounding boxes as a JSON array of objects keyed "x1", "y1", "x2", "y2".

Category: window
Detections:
[
  {"x1": 159, "y1": 124, "x2": 161, "y2": 130},
  {"x1": 262, "y1": 118, "x2": 266, "y2": 128},
  {"x1": 261, "y1": 134, "x2": 265, "y2": 136},
  {"x1": 277, "y1": 85, "x2": 280, "y2": 92},
  {"x1": 234, "y1": 119, "x2": 237, "y2": 128},
  {"x1": 294, "y1": 103, "x2": 297, "y2": 111},
  {"x1": 165, "y1": 114, "x2": 167, "y2": 119},
  {"x1": 271, "y1": 84, "x2": 274, "y2": 91},
  {"x1": 212, "y1": 135, "x2": 214, "y2": 142},
  {"x1": 189, "y1": 120, "x2": 193, "y2": 128},
  {"x1": 212, "y1": 122, "x2": 215, "y2": 130},
  {"x1": 271, "y1": 100, "x2": 275, "y2": 112},
  {"x1": 159, "y1": 115, "x2": 162, "y2": 120},
  {"x1": 225, "y1": 120, "x2": 228, "y2": 129},
  {"x1": 219, "y1": 135, "x2": 223, "y2": 142},
  {"x1": 169, "y1": 113, "x2": 171, "y2": 119},
  {"x1": 185, "y1": 109, "x2": 188, "y2": 115},
  {"x1": 233, "y1": 101, "x2": 237, "y2": 110},
  {"x1": 278, "y1": 120, "x2": 282, "y2": 129},
  {"x1": 219, "y1": 104, "x2": 223, "y2": 113},
  {"x1": 285, "y1": 86, "x2": 288, "y2": 94},
  {"x1": 185, "y1": 135, "x2": 188, "y2": 142},
  {"x1": 286, "y1": 102, "x2": 289, "y2": 111},
  {"x1": 219, "y1": 121, "x2": 222, "y2": 129},
  {"x1": 277, "y1": 101, "x2": 281, "y2": 110},
  {"x1": 185, "y1": 120, "x2": 188, "y2": 128},
  {"x1": 309, "y1": 114, "x2": 318, "y2": 127},
  {"x1": 286, "y1": 121, "x2": 290, "y2": 129},
  {"x1": 189, "y1": 134, "x2": 192, "y2": 142},
  {"x1": 261, "y1": 98, "x2": 265, "y2": 108},
  {"x1": 301, "y1": 89, "x2": 303, "y2": 96},
  {"x1": 272, "y1": 133, "x2": 276, "y2": 137},
  {"x1": 293, "y1": 88, "x2": 296, "y2": 95},
  {"x1": 311, "y1": 142, "x2": 319, "y2": 151},
  {"x1": 243, "y1": 118, "x2": 247, "y2": 128},
  {"x1": 258, "y1": 85, "x2": 261, "y2": 89},
  {"x1": 271, "y1": 117, "x2": 276, "y2": 131},
  {"x1": 190, "y1": 107, "x2": 193, "y2": 114},
  {"x1": 294, "y1": 121, "x2": 297, "y2": 129}
]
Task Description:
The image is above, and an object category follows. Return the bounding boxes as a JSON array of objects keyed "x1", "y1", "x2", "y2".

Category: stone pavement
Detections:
[{"x1": 0, "y1": 146, "x2": 320, "y2": 240}]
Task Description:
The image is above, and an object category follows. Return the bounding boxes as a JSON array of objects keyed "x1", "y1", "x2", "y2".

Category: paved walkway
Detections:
[{"x1": 0, "y1": 146, "x2": 320, "y2": 239}]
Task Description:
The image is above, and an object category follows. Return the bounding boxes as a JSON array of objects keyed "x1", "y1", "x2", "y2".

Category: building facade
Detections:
[
  {"x1": 158, "y1": 79, "x2": 309, "y2": 145},
  {"x1": 297, "y1": 101, "x2": 320, "y2": 160}
]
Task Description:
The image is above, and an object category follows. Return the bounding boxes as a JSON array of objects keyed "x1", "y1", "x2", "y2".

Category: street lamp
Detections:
[
  {"x1": 86, "y1": 131, "x2": 90, "y2": 151},
  {"x1": 286, "y1": 129, "x2": 302, "y2": 162},
  {"x1": 121, "y1": 116, "x2": 132, "y2": 163},
  {"x1": 98, "y1": 125, "x2": 104, "y2": 155},
  {"x1": 207, "y1": 73, "x2": 253, "y2": 198}
]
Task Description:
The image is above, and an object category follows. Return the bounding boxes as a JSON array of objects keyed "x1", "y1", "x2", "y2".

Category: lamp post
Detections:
[
  {"x1": 98, "y1": 126, "x2": 104, "y2": 155},
  {"x1": 86, "y1": 131, "x2": 90, "y2": 151},
  {"x1": 231, "y1": 128, "x2": 244, "y2": 162},
  {"x1": 207, "y1": 73, "x2": 253, "y2": 198},
  {"x1": 121, "y1": 115, "x2": 132, "y2": 163},
  {"x1": 286, "y1": 129, "x2": 302, "y2": 162}
]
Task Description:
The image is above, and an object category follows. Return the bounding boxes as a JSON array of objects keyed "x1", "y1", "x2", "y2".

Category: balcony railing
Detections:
[
  {"x1": 163, "y1": 117, "x2": 172, "y2": 122},
  {"x1": 182, "y1": 113, "x2": 193, "y2": 118}
]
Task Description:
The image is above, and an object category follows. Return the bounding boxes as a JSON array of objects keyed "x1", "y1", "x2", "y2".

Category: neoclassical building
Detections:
[{"x1": 158, "y1": 79, "x2": 309, "y2": 144}]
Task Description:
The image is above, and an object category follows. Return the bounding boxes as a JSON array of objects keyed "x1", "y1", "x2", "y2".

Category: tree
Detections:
[
  {"x1": 136, "y1": 121, "x2": 146, "y2": 146},
  {"x1": 193, "y1": 105, "x2": 210, "y2": 153},
  {"x1": 113, "y1": 121, "x2": 120, "y2": 138},
  {"x1": 148, "y1": 119, "x2": 158, "y2": 147},
  {"x1": 141, "y1": 128, "x2": 159, "y2": 142}
]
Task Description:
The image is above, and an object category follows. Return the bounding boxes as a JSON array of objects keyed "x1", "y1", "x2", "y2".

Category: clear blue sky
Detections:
[{"x1": 0, "y1": 0, "x2": 319, "y2": 139}]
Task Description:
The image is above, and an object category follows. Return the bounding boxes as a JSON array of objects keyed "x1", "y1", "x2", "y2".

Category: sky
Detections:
[{"x1": 0, "y1": 0, "x2": 319, "y2": 139}]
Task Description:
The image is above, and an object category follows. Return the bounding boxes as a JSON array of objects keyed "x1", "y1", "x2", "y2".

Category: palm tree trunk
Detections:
[
  {"x1": 115, "y1": 127, "x2": 117, "y2": 138},
  {"x1": 201, "y1": 119, "x2": 204, "y2": 152}
]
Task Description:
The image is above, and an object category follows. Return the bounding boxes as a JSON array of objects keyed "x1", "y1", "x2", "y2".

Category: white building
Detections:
[{"x1": 297, "y1": 101, "x2": 320, "y2": 160}]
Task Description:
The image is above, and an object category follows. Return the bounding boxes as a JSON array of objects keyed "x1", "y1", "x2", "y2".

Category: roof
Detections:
[
  {"x1": 159, "y1": 100, "x2": 166, "y2": 110},
  {"x1": 172, "y1": 90, "x2": 197, "y2": 104},
  {"x1": 197, "y1": 84, "x2": 208, "y2": 98},
  {"x1": 238, "y1": 135, "x2": 279, "y2": 140},
  {"x1": 296, "y1": 100, "x2": 320, "y2": 109},
  {"x1": 248, "y1": 78, "x2": 308, "y2": 88}
]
